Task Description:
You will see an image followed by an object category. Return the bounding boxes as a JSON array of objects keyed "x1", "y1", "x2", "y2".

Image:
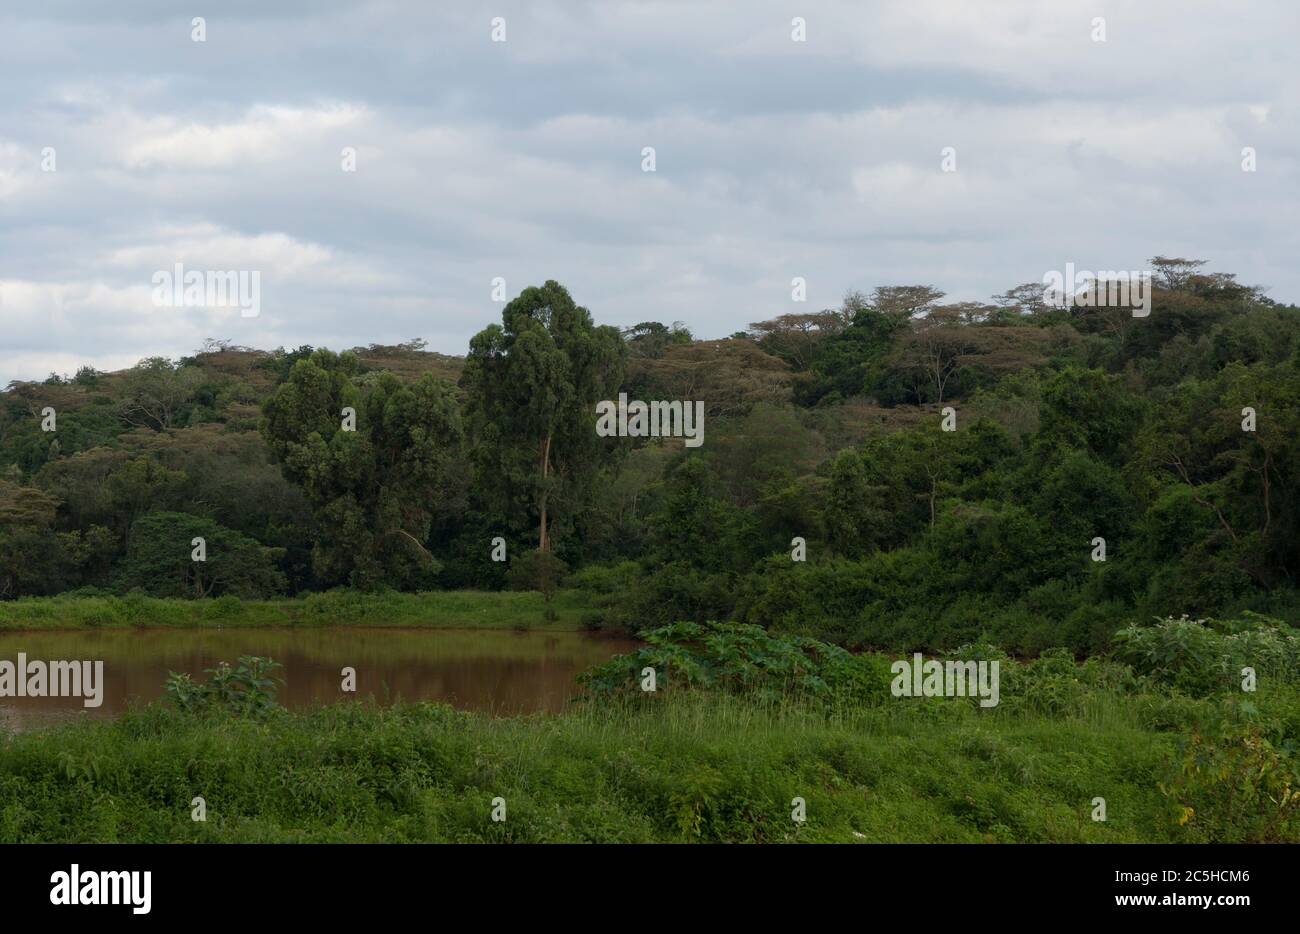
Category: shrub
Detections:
[
  {"x1": 577, "y1": 620, "x2": 892, "y2": 707},
  {"x1": 1161, "y1": 717, "x2": 1300, "y2": 842},
  {"x1": 506, "y1": 549, "x2": 569, "y2": 603},
  {"x1": 202, "y1": 594, "x2": 243, "y2": 620},
  {"x1": 163, "y1": 656, "x2": 283, "y2": 718},
  {"x1": 1114, "y1": 614, "x2": 1300, "y2": 696}
]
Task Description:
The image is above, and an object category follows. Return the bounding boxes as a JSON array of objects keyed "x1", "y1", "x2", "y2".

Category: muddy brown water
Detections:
[{"x1": 0, "y1": 628, "x2": 640, "y2": 731}]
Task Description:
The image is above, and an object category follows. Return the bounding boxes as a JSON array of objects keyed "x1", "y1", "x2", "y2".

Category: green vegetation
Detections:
[
  {"x1": 2, "y1": 620, "x2": 1296, "y2": 843},
  {"x1": 460, "y1": 281, "x2": 626, "y2": 554},
  {"x1": 0, "y1": 654, "x2": 1294, "y2": 842},
  {"x1": 3, "y1": 264, "x2": 1299, "y2": 844},
  {"x1": 261, "y1": 349, "x2": 462, "y2": 589},
  {"x1": 578, "y1": 620, "x2": 891, "y2": 706},
  {"x1": 3, "y1": 262, "x2": 1294, "y2": 652},
  {"x1": 0, "y1": 590, "x2": 594, "y2": 632},
  {"x1": 163, "y1": 656, "x2": 283, "y2": 718}
]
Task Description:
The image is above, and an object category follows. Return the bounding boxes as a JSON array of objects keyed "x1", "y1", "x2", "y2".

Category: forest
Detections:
[{"x1": 2, "y1": 256, "x2": 1296, "y2": 656}]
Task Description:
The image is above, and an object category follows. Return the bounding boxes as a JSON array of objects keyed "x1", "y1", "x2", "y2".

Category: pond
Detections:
[{"x1": 0, "y1": 627, "x2": 639, "y2": 731}]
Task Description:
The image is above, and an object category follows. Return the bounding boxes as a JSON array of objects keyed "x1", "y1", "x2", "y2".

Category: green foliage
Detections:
[
  {"x1": 1035, "y1": 367, "x2": 1144, "y2": 465},
  {"x1": 1113, "y1": 614, "x2": 1300, "y2": 696},
  {"x1": 1159, "y1": 706, "x2": 1300, "y2": 842},
  {"x1": 0, "y1": 264, "x2": 1296, "y2": 658},
  {"x1": 0, "y1": 590, "x2": 594, "y2": 632},
  {"x1": 163, "y1": 656, "x2": 283, "y2": 717},
  {"x1": 505, "y1": 549, "x2": 569, "y2": 605},
  {"x1": 0, "y1": 684, "x2": 1205, "y2": 843},
  {"x1": 577, "y1": 621, "x2": 891, "y2": 706},
  {"x1": 115, "y1": 512, "x2": 286, "y2": 598},
  {"x1": 261, "y1": 349, "x2": 463, "y2": 589},
  {"x1": 460, "y1": 280, "x2": 626, "y2": 553}
]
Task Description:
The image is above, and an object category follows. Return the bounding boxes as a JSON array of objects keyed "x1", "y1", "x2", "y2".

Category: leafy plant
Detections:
[
  {"x1": 163, "y1": 656, "x2": 283, "y2": 718},
  {"x1": 56, "y1": 751, "x2": 102, "y2": 785},
  {"x1": 1114, "y1": 614, "x2": 1300, "y2": 696},
  {"x1": 577, "y1": 620, "x2": 891, "y2": 706},
  {"x1": 1161, "y1": 716, "x2": 1300, "y2": 842}
]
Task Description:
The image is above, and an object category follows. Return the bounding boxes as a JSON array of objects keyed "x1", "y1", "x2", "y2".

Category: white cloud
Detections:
[
  {"x1": 118, "y1": 104, "x2": 365, "y2": 169},
  {"x1": 0, "y1": 0, "x2": 1296, "y2": 382}
]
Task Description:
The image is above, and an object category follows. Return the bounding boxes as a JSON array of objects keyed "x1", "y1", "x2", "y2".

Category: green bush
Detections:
[
  {"x1": 1160, "y1": 713, "x2": 1300, "y2": 842},
  {"x1": 163, "y1": 656, "x2": 283, "y2": 718},
  {"x1": 577, "y1": 620, "x2": 892, "y2": 707},
  {"x1": 1114, "y1": 614, "x2": 1300, "y2": 696}
]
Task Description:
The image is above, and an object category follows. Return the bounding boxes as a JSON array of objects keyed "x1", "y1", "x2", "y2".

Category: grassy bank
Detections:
[
  {"x1": 0, "y1": 696, "x2": 1159, "y2": 843},
  {"x1": 0, "y1": 589, "x2": 594, "y2": 632},
  {"x1": 2, "y1": 617, "x2": 1297, "y2": 843},
  {"x1": 3, "y1": 679, "x2": 1296, "y2": 843}
]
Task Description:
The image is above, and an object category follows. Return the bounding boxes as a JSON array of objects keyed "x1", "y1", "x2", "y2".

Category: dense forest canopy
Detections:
[{"x1": 2, "y1": 264, "x2": 1297, "y2": 653}]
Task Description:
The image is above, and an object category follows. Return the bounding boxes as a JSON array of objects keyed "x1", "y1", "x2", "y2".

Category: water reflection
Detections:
[{"x1": 0, "y1": 627, "x2": 638, "y2": 730}]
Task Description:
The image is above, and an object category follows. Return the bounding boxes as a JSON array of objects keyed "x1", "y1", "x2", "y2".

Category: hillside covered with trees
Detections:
[{"x1": 3, "y1": 259, "x2": 1297, "y2": 655}]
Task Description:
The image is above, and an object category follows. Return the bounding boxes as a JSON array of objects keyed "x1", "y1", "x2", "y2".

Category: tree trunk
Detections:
[{"x1": 538, "y1": 432, "x2": 552, "y2": 552}]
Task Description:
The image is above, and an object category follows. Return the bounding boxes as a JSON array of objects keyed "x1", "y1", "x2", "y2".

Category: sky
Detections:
[{"x1": 1, "y1": 0, "x2": 1297, "y2": 382}]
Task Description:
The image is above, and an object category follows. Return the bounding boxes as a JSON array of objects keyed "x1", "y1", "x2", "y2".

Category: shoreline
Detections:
[{"x1": 0, "y1": 590, "x2": 598, "y2": 633}]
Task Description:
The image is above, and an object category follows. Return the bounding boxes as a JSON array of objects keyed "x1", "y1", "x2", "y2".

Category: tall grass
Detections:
[{"x1": 0, "y1": 687, "x2": 1218, "y2": 843}]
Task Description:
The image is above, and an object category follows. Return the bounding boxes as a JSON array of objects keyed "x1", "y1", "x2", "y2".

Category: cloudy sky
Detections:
[{"x1": 1, "y1": 0, "x2": 1297, "y2": 382}]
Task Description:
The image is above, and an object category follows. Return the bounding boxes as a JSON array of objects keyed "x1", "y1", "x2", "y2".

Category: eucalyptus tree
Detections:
[{"x1": 460, "y1": 281, "x2": 626, "y2": 552}]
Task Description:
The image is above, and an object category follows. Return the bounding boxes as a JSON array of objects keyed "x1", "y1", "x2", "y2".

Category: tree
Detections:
[
  {"x1": 118, "y1": 357, "x2": 204, "y2": 431},
  {"x1": 649, "y1": 457, "x2": 758, "y2": 573},
  {"x1": 1150, "y1": 256, "x2": 1208, "y2": 291},
  {"x1": 622, "y1": 321, "x2": 692, "y2": 358},
  {"x1": 824, "y1": 419, "x2": 1012, "y2": 553},
  {"x1": 1036, "y1": 366, "x2": 1144, "y2": 465},
  {"x1": 796, "y1": 295, "x2": 904, "y2": 404},
  {"x1": 1135, "y1": 356, "x2": 1300, "y2": 590},
  {"x1": 262, "y1": 349, "x2": 463, "y2": 588},
  {"x1": 115, "y1": 511, "x2": 286, "y2": 597},
  {"x1": 461, "y1": 281, "x2": 626, "y2": 552},
  {"x1": 869, "y1": 285, "x2": 946, "y2": 322},
  {"x1": 506, "y1": 548, "x2": 569, "y2": 615},
  {"x1": 747, "y1": 311, "x2": 846, "y2": 370},
  {"x1": 628, "y1": 339, "x2": 792, "y2": 416},
  {"x1": 887, "y1": 308, "x2": 1052, "y2": 403},
  {"x1": 993, "y1": 282, "x2": 1053, "y2": 317},
  {"x1": 0, "y1": 479, "x2": 80, "y2": 598},
  {"x1": 104, "y1": 456, "x2": 188, "y2": 546}
]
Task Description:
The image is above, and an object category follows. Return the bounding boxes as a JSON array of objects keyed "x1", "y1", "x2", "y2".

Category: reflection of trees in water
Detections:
[{"x1": 0, "y1": 630, "x2": 639, "y2": 729}]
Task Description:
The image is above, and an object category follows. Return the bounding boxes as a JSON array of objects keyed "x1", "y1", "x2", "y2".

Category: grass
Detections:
[
  {"x1": 2, "y1": 613, "x2": 1297, "y2": 843},
  {"x1": 0, "y1": 589, "x2": 594, "y2": 633},
  {"x1": 0, "y1": 687, "x2": 1238, "y2": 843}
]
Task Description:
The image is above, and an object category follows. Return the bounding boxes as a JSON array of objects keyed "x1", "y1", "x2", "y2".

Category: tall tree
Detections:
[
  {"x1": 461, "y1": 281, "x2": 626, "y2": 552},
  {"x1": 262, "y1": 349, "x2": 463, "y2": 588}
]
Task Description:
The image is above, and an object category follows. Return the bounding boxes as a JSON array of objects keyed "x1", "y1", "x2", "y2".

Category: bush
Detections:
[
  {"x1": 506, "y1": 550, "x2": 569, "y2": 601},
  {"x1": 1161, "y1": 716, "x2": 1300, "y2": 842},
  {"x1": 603, "y1": 561, "x2": 738, "y2": 633},
  {"x1": 163, "y1": 656, "x2": 283, "y2": 718},
  {"x1": 577, "y1": 620, "x2": 893, "y2": 707},
  {"x1": 202, "y1": 594, "x2": 243, "y2": 620},
  {"x1": 1114, "y1": 614, "x2": 1300, "y2": 696}
]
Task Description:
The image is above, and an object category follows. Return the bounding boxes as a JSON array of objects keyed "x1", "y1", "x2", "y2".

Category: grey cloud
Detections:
[{"x1": 1, "y1": 0, "x2": 1297, "y2": 381}]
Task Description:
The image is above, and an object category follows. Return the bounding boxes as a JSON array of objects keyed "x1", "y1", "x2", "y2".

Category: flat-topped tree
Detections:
[{"x1": 461, "y1": 281, "x2": 626, "y2": 553}]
